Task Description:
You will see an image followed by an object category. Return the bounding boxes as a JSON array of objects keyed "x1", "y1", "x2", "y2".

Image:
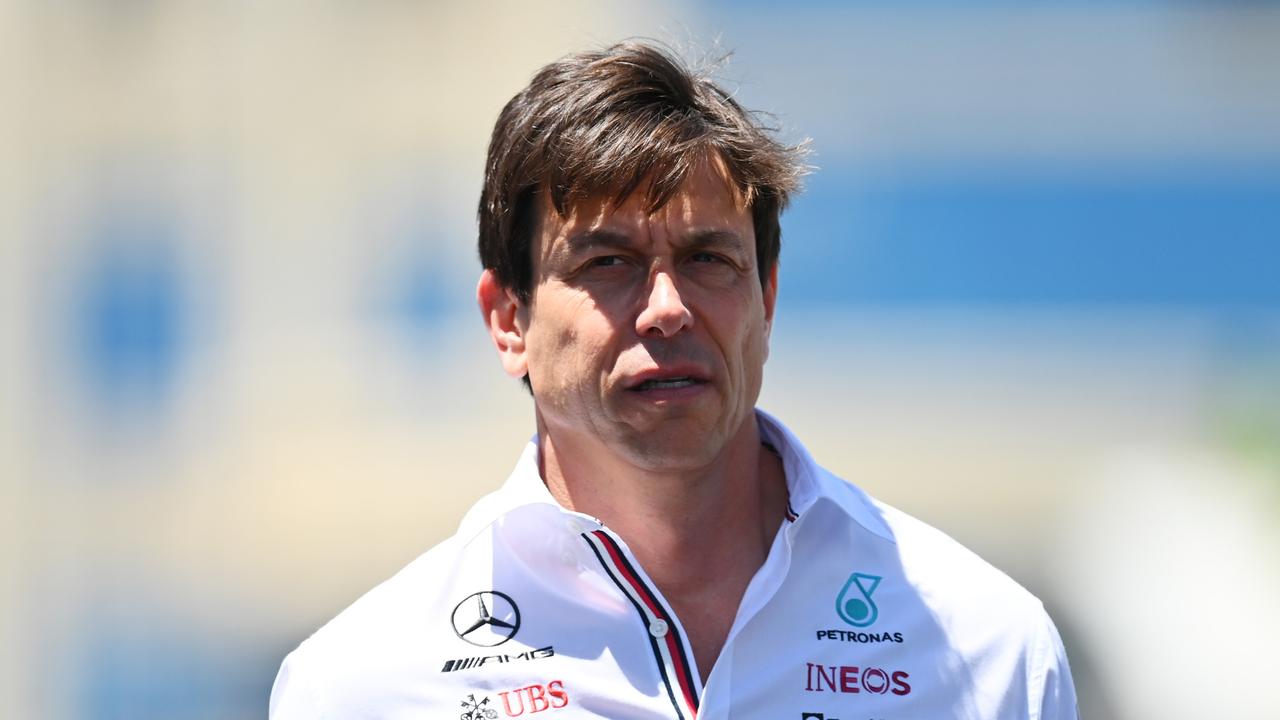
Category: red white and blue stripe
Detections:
[{"x1": 581, "y1": 528, "x2": 701, "y2": 720}]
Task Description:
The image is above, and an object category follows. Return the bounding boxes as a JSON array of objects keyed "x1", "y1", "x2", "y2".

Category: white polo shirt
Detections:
[{"x1": 271, "y1": 410, "x2": 1077, "y2": 719}]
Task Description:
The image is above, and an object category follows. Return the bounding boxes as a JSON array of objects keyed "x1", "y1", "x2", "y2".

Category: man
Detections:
[{"x1": 271, "y1": 41, "x2": 1077, "y2": 719}]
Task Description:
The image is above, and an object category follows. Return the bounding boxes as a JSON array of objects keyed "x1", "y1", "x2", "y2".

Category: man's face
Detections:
[{"x1": 517, "y1": 156, "x2": 777, "y2": 472}]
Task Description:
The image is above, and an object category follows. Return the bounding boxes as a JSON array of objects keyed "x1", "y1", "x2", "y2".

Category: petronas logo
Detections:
[{"x1": 835, "y1": 572, "x2": 882, "y2": 627}]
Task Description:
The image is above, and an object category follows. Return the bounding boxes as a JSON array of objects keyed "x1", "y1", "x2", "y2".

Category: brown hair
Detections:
[{"x1": 478, "y1": 40, "x2": 807, "y2": 301}]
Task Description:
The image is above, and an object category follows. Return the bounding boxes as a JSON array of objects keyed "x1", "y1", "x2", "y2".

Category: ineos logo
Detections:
[{"x1": 452, "y1": 591, "x2": 521, "y2": 647}]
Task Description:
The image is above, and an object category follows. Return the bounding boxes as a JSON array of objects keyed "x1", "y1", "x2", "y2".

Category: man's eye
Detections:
[
  {"x1": 690, "y1": 252, "x2": 727, "y2": 264},
  {"x1": 588, "y1": 255, "x2": 626, "y2": 268}
]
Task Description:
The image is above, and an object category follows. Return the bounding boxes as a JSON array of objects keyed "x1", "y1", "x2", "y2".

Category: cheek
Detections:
[
  {"x1": 529, "y1": 295, "x2": 615, "y2": 382},
  {"x1": 714, "y1": 289, "x2": 768, "y2": 363}
]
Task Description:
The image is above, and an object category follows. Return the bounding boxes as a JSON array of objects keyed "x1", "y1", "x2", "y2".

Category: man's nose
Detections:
[{"x1": 635, "y1": 270, "x2": 694, "y2": 338}]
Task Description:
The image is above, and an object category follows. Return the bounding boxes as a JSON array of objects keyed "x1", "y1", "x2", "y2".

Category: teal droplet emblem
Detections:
[
  {"x1": 835, "y1": 573, "x2": 882, "y2": 627},
  {"x1": 844, "y1": 598, "x2": 869, "y2": 623}
]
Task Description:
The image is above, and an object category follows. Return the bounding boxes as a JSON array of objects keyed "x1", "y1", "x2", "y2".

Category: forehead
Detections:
[{"x1": 536, "y1": 155, "x2": 752, "y2": 250}]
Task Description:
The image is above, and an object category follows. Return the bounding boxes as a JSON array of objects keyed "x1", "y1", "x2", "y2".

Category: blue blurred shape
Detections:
[
  {"x1": 73, "y1": 210, "x2": 188, "y2": 409},
  {"x1": 781, "y1": 164, "x2": 1280, "y2": 308},
  {"x1": 389, "y1": 253, "x2": 453, "y2": 332},
  {"x1": 77, "y1": 612, "x2": 276, "y2": 720}
]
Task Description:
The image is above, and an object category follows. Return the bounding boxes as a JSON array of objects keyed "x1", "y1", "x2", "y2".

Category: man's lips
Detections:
[
  {"x1": 624, "y1": 367, "x2": 712, "y2": 392},
  {"x1": 630, "y1": 376, "x2": 704, "y2": 391}
]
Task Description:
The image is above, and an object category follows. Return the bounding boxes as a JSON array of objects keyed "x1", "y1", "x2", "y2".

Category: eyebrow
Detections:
[
  {"x1": 682, "y1": 229, "x2": 749, "y2": 252},
  {"x1": 564, "y1": 228, "x2": 632, "y2": 253},
  {"x1": 564, "y1": 228, "x2": 748, "y2": 253}
]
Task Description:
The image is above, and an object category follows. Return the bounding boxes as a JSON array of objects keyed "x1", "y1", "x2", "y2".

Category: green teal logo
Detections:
[{"x1": 835, "y1": 573, "x2": 881, "y2": 627}]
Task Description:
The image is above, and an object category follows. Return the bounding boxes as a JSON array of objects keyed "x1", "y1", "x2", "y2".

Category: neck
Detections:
[
  {"x1": 538, "y1": 411, "x2": 780, "y2": 566},
  {"x1": 537, "y1": 410, "x2": 787, "y2": 681}
]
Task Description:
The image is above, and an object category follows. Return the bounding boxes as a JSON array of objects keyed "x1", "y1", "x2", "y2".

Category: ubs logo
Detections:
[
  {"x1": 458, "y1": 682, "x2": 570, "y2": 718},
  {"x1": 460, "y1": 693, "x2": 498, "y2": 719},
  {"x1": 498, "y1": 681, "x2": 569, "y2": 716},
  {"x1": 452, "y1": 591, "x2": 521, "y2": 647}
]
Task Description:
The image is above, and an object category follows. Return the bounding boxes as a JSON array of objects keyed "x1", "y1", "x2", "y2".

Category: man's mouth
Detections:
[{"x1": 631, "y1": 376, "x2": 703, "y2": 391}]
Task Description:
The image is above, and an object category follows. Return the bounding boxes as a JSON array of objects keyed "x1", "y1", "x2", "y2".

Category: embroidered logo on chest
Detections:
[{"x1": 458, "y1": 682, "x2": 570, "y2": 718}]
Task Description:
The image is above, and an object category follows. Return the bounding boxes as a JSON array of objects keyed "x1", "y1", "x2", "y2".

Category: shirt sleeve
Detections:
[
  {"x1": 269, "y1": 648, "x2": 326, "y2": 720},
  {"x1": 1034, "y1": 610, "x2": 1079, "y2": 720}
]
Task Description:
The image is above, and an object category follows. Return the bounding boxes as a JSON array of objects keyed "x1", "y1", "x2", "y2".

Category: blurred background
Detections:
[{"x1": 2, "y1": 1, "x2": 1278, "y2": 718}]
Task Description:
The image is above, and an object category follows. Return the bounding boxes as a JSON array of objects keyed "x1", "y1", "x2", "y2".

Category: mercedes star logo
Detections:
[{"x1": 451, "y1": 590, "x2": 521, "y2": 647}]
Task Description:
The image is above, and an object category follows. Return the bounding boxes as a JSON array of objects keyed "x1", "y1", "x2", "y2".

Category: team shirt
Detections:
[{"x1": 270, "y1": 409, "x2": 1078, "y2": 719}]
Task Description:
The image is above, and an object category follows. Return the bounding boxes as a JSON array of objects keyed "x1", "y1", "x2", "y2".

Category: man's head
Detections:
[
  {"x1": 477, "y1": 41, "x2": 806, "y2": 472},
  {"x1": 478, "y1": 41, "x2": 805, "y2": 304}
]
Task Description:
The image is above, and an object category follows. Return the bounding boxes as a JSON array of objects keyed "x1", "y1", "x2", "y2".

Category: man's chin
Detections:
[
  {"x1": 616, "y1": 404, "x2": 712, "y2": 435},
  {"x1": 616, "y1": 420, "x2": 730, "y2": 471}
]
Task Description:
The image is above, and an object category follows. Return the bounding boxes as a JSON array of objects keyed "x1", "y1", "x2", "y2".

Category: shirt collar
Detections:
[
  {"x1": 754, "y1": 408, "x2": 894, "y2": 543},
  {"x1": 455, "y1": 439, "x2": 590, "y2": 544},
  {"x1": 455, "y1": 409, "x2": 894, "y2": 544}
]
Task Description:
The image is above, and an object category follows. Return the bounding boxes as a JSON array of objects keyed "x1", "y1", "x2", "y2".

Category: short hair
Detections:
[{"x1": 478, "y1": 40, "x2": 807, "y2": 301}]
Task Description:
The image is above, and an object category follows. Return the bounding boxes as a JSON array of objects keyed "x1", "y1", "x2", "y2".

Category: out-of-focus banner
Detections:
[{"x1": 2, "y1": 2, "x2": 1277, "y2": 718}]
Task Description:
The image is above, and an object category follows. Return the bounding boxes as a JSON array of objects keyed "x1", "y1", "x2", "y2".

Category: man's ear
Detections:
[{"x1": 477, "y1": 269, "x2": 529, "y2": 379}]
